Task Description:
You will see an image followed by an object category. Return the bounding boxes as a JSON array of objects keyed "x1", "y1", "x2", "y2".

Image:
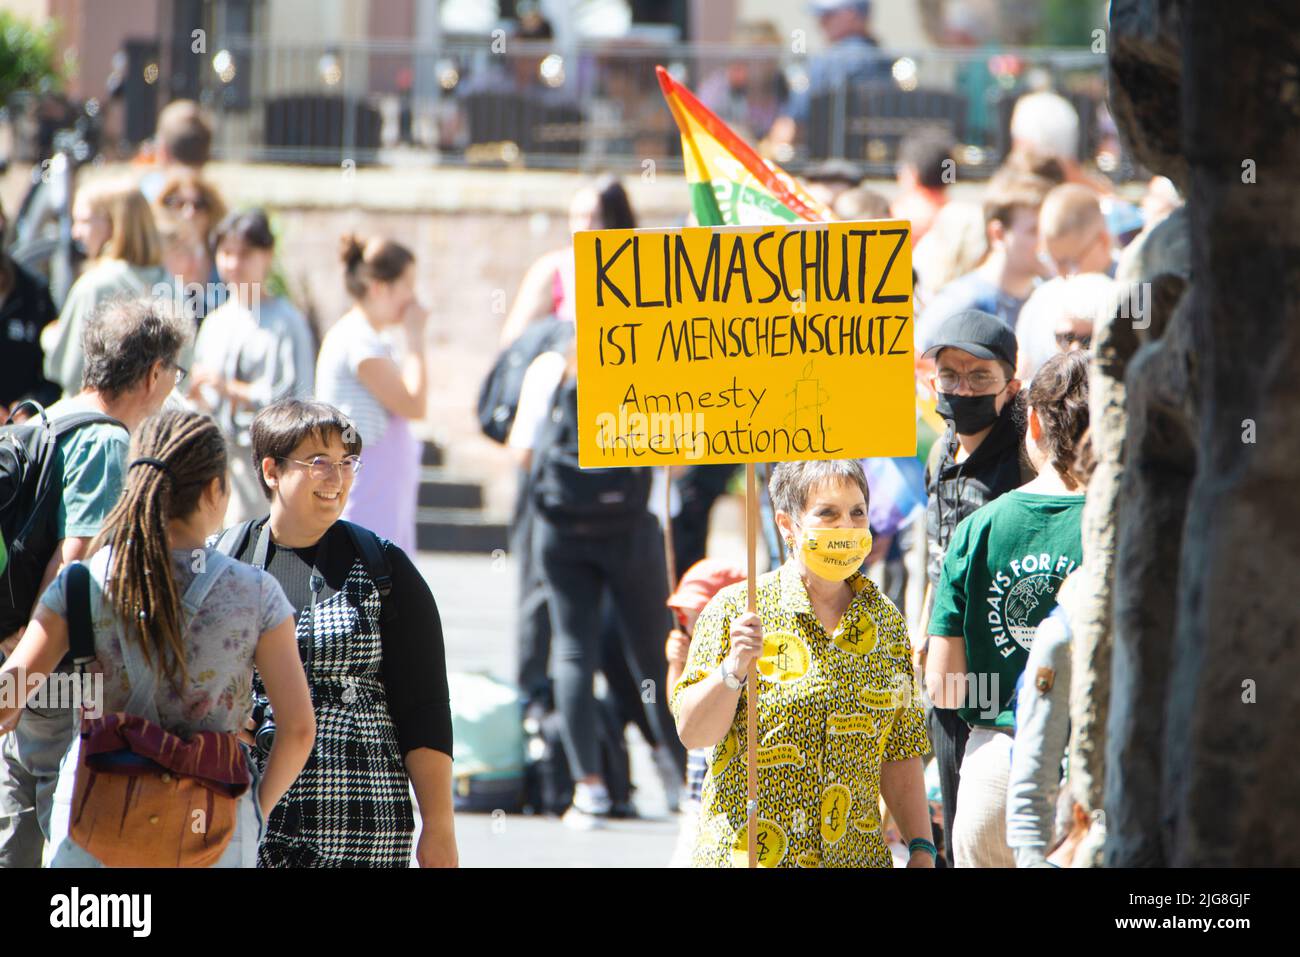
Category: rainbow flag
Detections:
[{"x1": 655, "y1": 65, "x2": 833, "y2": 227}]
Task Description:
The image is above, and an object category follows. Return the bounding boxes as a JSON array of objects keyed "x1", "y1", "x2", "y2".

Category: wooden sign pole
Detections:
[
  {"x1": 745, "y1": 463, "x2": 759, "y2": 868},
  {"x1": 663, "y1": 466, "x2": 677, "y2": 591}
]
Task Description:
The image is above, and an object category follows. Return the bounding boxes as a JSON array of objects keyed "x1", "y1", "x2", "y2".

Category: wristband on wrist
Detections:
[{"x1": 908, "y1": 838, "x2": 937, "y2": 858}]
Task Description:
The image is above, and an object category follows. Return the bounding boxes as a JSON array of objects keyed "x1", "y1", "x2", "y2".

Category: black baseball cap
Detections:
[{"x1": 922, "y1": 309, "x2": 1018, "y2": 369}]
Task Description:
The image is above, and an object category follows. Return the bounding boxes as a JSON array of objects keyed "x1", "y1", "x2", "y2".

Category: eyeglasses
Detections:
[
  {"x1": 173, "y1": 363, "x2": 188, "y2": 386},
  {"x1": 164, "y1": 193, "x2": 210, "y2": 212},
  {"x1": 282, "y1": 455, "x2": 363, "y2": 481},
  {"x1": 933, "y1": 370, "x2": 1006, "y2": 393},
  {"x1": 1055, "y1": 331, "x2": 1092, "y2": 351}
]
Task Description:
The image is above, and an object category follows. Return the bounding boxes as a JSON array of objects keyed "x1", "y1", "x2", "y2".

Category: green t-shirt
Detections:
[
  {"x1": 48, "y1": 396, "x2": 129, "y2": 540},
  {"x1": 929, "y1": 490, "x2": 1085, "y2": 728}
]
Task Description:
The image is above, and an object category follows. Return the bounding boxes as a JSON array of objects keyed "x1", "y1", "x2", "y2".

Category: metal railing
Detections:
[{"x1": 197, "y1": 36, "x2": 1134, "y2": 181}]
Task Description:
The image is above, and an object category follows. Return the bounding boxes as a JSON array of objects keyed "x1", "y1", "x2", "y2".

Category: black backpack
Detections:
[
  {"x1": 0, "y1": 401, "x2": 125, "y2": 637},
  {"x1": 477, "y1": 317, "x2": 575, "y2": 445},
  {"x1": 529, "y1": 376, "x2": 651, "y2": 530}
]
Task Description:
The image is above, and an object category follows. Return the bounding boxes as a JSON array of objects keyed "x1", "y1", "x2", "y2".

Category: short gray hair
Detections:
[
  {"x1": 81, "y1": 295, "x2": 189, "y2": 397},
  {"x1": 768, "y1": 460, "x2": 870, "y2": 517}
]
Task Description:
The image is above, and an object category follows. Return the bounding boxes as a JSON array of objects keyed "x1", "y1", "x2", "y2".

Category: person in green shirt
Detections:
[{"x1": 925, "y1": 350, "x2": 1090, "y2": 867}]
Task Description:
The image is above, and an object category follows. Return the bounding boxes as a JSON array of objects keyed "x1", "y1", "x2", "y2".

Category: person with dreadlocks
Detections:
[
  {"x1": 0, "y1": 296, "x2": 190, "y2": 868},
  {"x1": 0, "y1": 409, "x2": 316, "y2": 867}
]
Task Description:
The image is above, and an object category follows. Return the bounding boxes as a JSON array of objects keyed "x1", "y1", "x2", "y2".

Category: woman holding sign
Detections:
[{"x1": 670, "y1": 460, "x2": 935, "y2": 868}]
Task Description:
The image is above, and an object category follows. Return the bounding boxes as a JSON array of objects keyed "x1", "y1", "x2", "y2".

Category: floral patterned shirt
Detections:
[
  {"x1": 669, "y1": 562, "x2": 929, "y2": 868},
  {"x1": 40, "y1": 546, "x2": 294, "y2": 737}
]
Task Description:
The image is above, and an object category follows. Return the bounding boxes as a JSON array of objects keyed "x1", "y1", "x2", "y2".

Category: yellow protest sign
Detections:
[{"x1": 573, "y1": 220, "x2": 915, "y2": 467}]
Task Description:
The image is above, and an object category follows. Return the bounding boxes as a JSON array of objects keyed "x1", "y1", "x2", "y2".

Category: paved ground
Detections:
[{"x1": 414, "y1": 550, "x2": 682, "y2": 867}]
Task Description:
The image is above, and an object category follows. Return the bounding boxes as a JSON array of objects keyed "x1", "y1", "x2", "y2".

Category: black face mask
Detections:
[{"x1": 935, "y1": 390, "x2": 1001, "y2": 435}]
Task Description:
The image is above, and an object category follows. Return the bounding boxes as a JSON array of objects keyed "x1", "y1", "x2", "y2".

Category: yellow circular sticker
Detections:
[
  {"x1": 756, "y1": 630, "x2": 811, "y2": 683},
  {"x1": 711, "y1": 729, "x2": 739, "y2": 776},
  {"x1": 885, "y1": 638, "x2": 910, "y2": 660},
  {"x1": 820, "y1": 783, "x2": 852, "y2": 844},
  {"x1": 796, "y1": 850, "x2": 822, "y2": 868},
  {"x1": 831, "y1": 613, "x2": 878, "y2": 656},
  {"x1": 730, "y1": 818, "x2": 789, "y2": 868}
]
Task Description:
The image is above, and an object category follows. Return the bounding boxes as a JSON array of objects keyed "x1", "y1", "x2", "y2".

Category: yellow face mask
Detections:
[{"x1": 794, "y1": 526, "x2": 872, "y2": 582}]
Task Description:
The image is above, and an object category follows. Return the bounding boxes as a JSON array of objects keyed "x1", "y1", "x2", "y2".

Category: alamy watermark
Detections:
[
  {"x1": 0, "y1": 668, "x2": 103, "y2": 719},
  {"x1": 150, "y1": 276, "x2": 262, "y2": 323},
  {"x1": 924, "y1": 671, "x2": 1002, "y2": 721},
  {"x1": 593, "y1": 407, "x2": 709, "y2": 461}
]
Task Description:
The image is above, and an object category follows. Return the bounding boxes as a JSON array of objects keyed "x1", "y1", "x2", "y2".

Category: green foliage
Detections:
[
  {"x1": 0, "y1": 11, "x2": 63, "y2": 106},
  {"x1": 262, "y1": 209, "x2": 291, "y2": 300},
  {"x1": 1035, "y1": 0, "x2": 1109, "y2": 46}
]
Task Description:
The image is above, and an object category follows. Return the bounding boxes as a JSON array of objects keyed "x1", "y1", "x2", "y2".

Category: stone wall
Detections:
[{"x1": 1098, "y1": 0, "x2": 1300, "y2": 866}]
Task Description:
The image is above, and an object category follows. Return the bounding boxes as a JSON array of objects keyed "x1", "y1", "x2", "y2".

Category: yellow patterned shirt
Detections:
[{"x1": 669, "y1": 562, "x2": 929, "y2": 868}]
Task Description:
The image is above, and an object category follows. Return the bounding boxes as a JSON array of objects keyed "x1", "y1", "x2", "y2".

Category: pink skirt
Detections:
[{"x1": 343, "y1": 413, "x2": 419, "y2": 554}]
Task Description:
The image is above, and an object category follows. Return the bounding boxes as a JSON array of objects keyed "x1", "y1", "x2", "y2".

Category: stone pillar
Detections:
[
  {"x1": 1102, "y1": 0, "x2": 1300, "y2": 866},
  {"x1": 1160, "y1": 2, "x2": 1300, "y2": 866}
]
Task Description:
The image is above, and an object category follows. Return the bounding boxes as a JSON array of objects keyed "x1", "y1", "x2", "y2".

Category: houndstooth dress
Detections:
[{"x1": 253, "y1": 553, "x2": 414, "y2": 867}]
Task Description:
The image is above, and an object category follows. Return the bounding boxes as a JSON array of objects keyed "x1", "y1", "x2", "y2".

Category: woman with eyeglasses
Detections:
[
  {"x1": 316, "y1": 234, "x2": 427, "y2": 553},
  {"x1": 154, "y1": 169, "x2": 227, "y2": 243},
  {"x1": 212, "y1": 398, "x2": 457, "y2": 867},
  {"x1": 153, "y1": 169, "x2": 229, "y2": 324},
  {"x1": 42, "y1": 181, "x2": 170, "y2": 398}
]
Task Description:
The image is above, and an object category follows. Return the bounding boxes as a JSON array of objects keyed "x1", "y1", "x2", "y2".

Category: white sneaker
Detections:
[
  {"x1": 563, "y1": 782, "x2": 611, "y2": 830},
  {"x1": 652, "y1": 746, "x2": 683, "y2": 814}
]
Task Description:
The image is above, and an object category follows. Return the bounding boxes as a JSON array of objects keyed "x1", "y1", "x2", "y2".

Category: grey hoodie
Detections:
[{"x1": 1007, "y1": 601, "x2": 1073, "y2": 866}]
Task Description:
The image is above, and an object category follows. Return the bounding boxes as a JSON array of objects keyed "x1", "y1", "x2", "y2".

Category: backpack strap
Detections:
[
  {"x1": 180, "y1": 550, "x2": 233, "y2": 618},
  {"x1": 338, "y1": 520, "x2": 391, "y2": 595},
  {"x1": 337, "y1": 520, "x2": 394, "y2": 625},
  {"x1": 211, "y1": 519, "x2": 259, "y2": 561},
  {"x1": 49, "y1": 411, "x2": 126, "y2": 438},
  {"x1": 4, "y1": 399, "x2": 48, "y2": 427},
  {"x1": 119, "y1": 616, "x2": 164, "y2": 724},
  {"x1": 117, "y1": 550, "x2": 232, "y2": 722},
  {"x1": 65, "y1": 562, "x2": 95, "y2": 673}
]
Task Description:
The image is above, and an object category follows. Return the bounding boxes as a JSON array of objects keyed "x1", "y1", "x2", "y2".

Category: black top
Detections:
[
  {"x1": 234, "y1": 520, "x2": 453, "y2": 759},
  {"x1": 0, "y1": 260, "x2": 60, "y2": 409}
]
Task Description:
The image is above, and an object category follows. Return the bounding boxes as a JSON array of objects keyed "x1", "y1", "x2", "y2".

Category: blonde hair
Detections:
[
  {"x1": 913, "y1": 201, "x2": 987, "y2": 298},
  {"x1": 79, "y1": 180, "x2": 161, "y2": 267},
  {"x1": 154, "y1": 169, "x2": 227, "y2": 237}
]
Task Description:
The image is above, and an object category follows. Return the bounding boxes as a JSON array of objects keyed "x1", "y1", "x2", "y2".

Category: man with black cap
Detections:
[{"x1": 917, "y1": 308, "x2": 1033, "y2": 867}]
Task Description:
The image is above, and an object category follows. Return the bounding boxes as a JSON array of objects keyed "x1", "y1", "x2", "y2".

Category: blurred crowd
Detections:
[{"x1": 0, "y1": 0, "x2": 1182, "y2": 869}]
